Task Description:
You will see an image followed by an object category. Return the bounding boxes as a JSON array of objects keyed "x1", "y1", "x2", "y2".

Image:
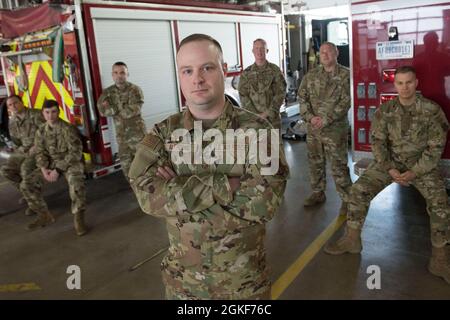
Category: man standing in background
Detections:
[
  {"x1": 298, "y1": 41, "x2": 352, "y2": 216},
  {"x1": 238, "y1": 38, "x2": 286, "y2": 129},
  {"x1": 97, "y1": 62, "x2": 147, "y2": 179}
]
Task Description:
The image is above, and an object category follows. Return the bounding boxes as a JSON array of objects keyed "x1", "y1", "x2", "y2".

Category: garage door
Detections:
[{"x1": 92, "y1": 18, "x2": 179, "y2": 131}]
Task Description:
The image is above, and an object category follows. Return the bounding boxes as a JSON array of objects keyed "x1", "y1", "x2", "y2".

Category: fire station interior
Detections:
[{"x1": 1, "y1": 0, "x2": 450, "y2": 300}]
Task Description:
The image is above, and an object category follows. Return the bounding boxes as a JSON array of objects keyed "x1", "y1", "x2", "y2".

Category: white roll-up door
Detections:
[
  {"x1": 178, "y1": 21, "x2": 239, "y2": 69},
  {"x1": 240, "y1": 23, "x2": 281, "y2": 69},
  {"x1": 92, "y1": 18, "x2": 179, "y2": 132}
]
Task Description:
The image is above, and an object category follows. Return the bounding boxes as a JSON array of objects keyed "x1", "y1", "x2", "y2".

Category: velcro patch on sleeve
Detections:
[{"x1": 128, "y1": 134, "x2": 163, "y2": 180}]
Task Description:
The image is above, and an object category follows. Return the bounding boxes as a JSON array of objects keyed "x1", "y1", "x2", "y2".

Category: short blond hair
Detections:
[{"x1": 253, "y1": 38, "x2": 267, "y2": 47}]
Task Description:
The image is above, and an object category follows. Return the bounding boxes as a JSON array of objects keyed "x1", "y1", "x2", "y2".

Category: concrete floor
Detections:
[{"x1": 1, "y1": 119, "x2": 450, "y2": 299}]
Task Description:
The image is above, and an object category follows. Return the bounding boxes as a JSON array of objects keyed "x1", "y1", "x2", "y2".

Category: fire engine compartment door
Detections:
[{"x1": 91, "y1": 15, "x2": 179, "y2": 151}]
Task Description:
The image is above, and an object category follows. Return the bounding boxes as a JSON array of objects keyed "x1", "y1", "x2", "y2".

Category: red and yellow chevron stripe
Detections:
[{"x1": 14, "y1": 60, "x2": 74, "y2": 123}]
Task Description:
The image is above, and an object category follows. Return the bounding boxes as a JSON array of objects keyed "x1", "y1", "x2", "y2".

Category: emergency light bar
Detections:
[
  {"x1": 382, "y1": 69, "x2": 396, "y2": 83},
  {"x1": 23, "y1": 39, "x2": 52, "y2": 50}
]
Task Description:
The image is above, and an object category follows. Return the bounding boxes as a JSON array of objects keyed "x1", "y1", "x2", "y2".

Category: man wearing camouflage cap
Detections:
[
  {"x1": 97, "y1": 62, "x2": 146, "y2": 179},
  {"x1": 298, "y1": 41, "x2": 352, "y2": 216},
  {"x1": 324, "y1": 66, "x2": 450, "y2": 285},
  {"x1": 129, "y1": 34, "x2": 289, "y2": 299},
  {"x1": 238, "y1": 38, "x2": 286, "y2": 129}
]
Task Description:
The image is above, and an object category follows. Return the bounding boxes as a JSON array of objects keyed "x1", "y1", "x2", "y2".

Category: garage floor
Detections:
[{"x1": 1, "y1": 120, "x2": 450, "y2": 300}]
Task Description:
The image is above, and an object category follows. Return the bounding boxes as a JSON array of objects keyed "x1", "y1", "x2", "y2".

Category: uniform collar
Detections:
[
  {"x1": 251, "y1": 61, "x2": 269, "y2": 71},
  {"x1": 319, "y1": 63, "x2": 340, "y2": 76},
  {"x1": 393, "y1": 94, "x2": 423, "y2": 115},
  {"x1": 115, "y1": 81, "x2": 131, "y2": 91},
  {"x1": 11, "y1": 107, "x2": 31, "y2": 124},
  {"x1": 45, "y1": 119, "x2": 62, "y2": 132},
  {"x1": 183, "y1": 100, "x2": 234, "y2": 132}
]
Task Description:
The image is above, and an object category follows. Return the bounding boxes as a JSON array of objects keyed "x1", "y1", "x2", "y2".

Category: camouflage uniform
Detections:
[
  {"x1": 298, "y1": 64, "x2": 352, "y2": 202},
  {"x1": 0, "y1": 108, "x2": 44, "y2": 190},
  {"x1": 97, "y1": 81, "x2": 146, "y2": 178},
  {"x1": 21, "y1": 119, "x2": 86, "y2": 216},
  {"x1": 129, "y1": 101, "x2": 289, "y2": 299},
  {"x1": 347, "y1": 95, "x2": 450, "y2": 248},
  {"x1": 238, "y1": 62, "x2": 286, "y2": 129}
]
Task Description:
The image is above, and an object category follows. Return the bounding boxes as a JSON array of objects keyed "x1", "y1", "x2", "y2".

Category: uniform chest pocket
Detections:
[
  {"x1": 46, "y1": 136, "x2": 59, "y2": 153},
  {"x1": 408, "y1": 116, "x2": 422, "y2": 130},
  {"x1": 167, "y1": 134, "x2": 244, "y2": 170},
  {"x1": 385, "y1": 116, "x2": 400, "y2": 141},
  {"x1": 260, "y1": 76, "x2": 273, "y2": 91},
  {"x1": 408, "y1": 116, "x2": 428, "y2": 142},
  {"x1": 248, "y1": 73, "x2": 273, "y2": 92},
  {"x1": 327, "y1": 80, "x2": 341, "y2": 96},
  {"x1": 307, "y1": 81, "x2": 321, "y2": 98},
  {"x1": 166, "y1": 141, "x2": 206, "y2": 176},
  {"x1": 56, "y1": 135, "x2": 68, "y2": 152}
]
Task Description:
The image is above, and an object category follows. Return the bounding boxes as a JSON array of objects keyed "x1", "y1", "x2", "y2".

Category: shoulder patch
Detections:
[
  {"x1": 269, "y1": 62, "x2": 280, "y2": 71},
  {"x1": 141, "y1": 133, "x2": 163, "y2": 151}
]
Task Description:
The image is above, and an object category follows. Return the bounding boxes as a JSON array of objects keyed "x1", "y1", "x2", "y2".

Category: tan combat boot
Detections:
[
  {"x1": 24, "y1": 208, "x2": 37, "y2": 216},
  {"x1": 303, "y1": 191, "x2": 326, "y2": 207},
  {"x1": 324, "y1": 226, "x2": 362, "y2": 255},
  {"x1": 27, "y1": 211, "x2": 55, "y2": 230},
  {"x1": 74, "y1": 212, "x2": 88, "y2": 236},
  {"x1": 428, "y1": 245, "x2": 450, "y2": 284},
  {"x1": 339, "y1": 202, "x2": 348, "y2": 216}
]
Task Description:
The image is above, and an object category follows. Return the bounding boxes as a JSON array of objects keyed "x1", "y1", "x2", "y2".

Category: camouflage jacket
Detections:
[
  {"x1": 129, "y1": 101, "x2": 289, "y2": 291},
  {"x1": 34, "y1": 119, "x2": 83, "y2": 172},
  {"x1": 298, "y1": 64, "x2": 350, "y2": 130},
  {"x1": 371, "y1": 95, "x2": 449, "y2": 177},
  {"x1": 97, "y1": 81, "x2": 146, "y2": 143},
  {"x1": 9, "y1": 108, "x2": 44, "y2": 155},
  {"x1": 238, "y1": 62, "x2": 286, "y2": 128}
]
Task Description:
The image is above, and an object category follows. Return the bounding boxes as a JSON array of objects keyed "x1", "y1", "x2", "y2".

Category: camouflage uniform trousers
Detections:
[
  {"x1": 0, "y1": 153, "x2": 26, "y2": 190},
  {"x1": 118, "y1": 148, "x2": 135, "y2": 180},
  {"x1": 347, "y1": 162, "x2": 450, "y2": 248},
  {"x1": 161, "y1": 222, "x2": 272, "y2": 300},
  {"x1": 20, "y1": 160, "x2": 86, "y2": 215},
  {"x1": 306, "y1": 125, "x2": 352, "y2": 202},
  {"x1": 117, "y1": 132, "x2": 145, "y2": 179},
  {"x1": 165, "y1": 283, "x2": 271, "y2": 300}
]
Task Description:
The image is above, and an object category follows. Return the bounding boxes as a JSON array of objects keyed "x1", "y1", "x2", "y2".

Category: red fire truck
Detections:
[
  {"x1": 351, "y1": 0, "x2": 450, "y2": 181},
  {"x1": 0, "y1": 0, "x2": 285, "y2": 178}
]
